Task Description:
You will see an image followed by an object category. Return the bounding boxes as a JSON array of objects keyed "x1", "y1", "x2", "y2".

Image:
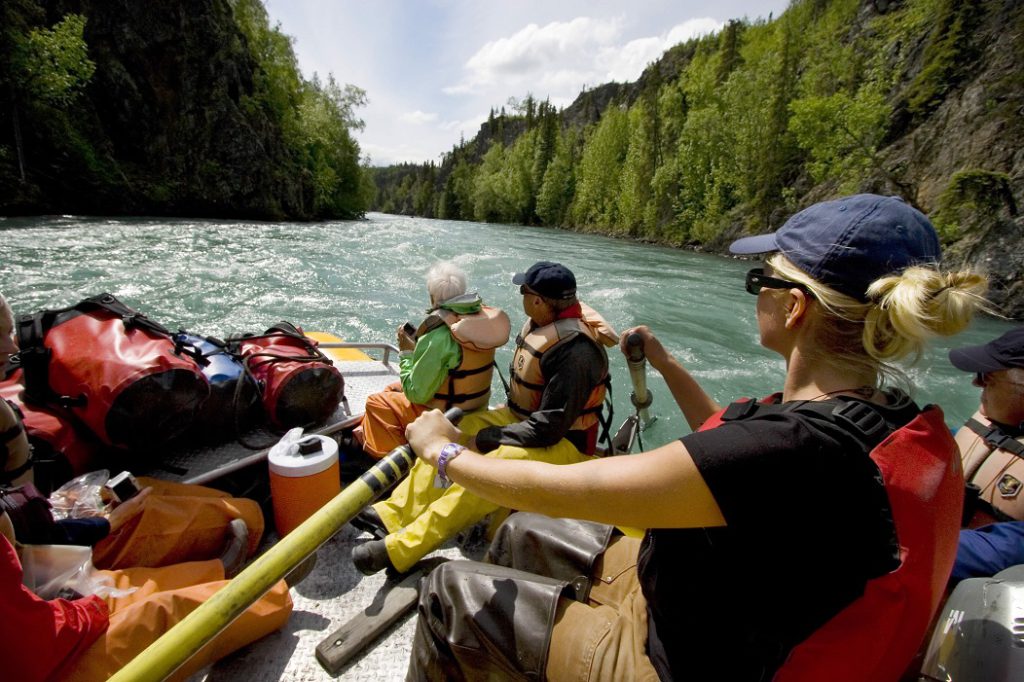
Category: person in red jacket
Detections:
[
  {"x1": 0, "y1": 514, "x2": 292, "y2": 682},
  {"x1": 402, "y1": 195, "x2": 989, "y2": 681}
]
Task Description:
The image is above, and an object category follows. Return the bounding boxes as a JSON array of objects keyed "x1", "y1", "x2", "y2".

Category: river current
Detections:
[{"x1": 0, "y1": 212, "x2": 1013, "y2": 446}]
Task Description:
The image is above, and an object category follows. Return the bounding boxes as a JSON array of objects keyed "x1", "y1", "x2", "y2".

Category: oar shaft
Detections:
[
  {"x1": 625, "y1": 333, "x2": 652, "y2": 426},
  {"x1": 628, "y1": 360, "x2": 651, "y2": 424}
]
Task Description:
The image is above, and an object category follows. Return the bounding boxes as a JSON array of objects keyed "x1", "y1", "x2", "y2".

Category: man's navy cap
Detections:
[
  {"x1": 729, "y1": 194, "x2": 942, "y2": 301},
  {"x1": 949, "y1": 327, "x2": 1024, "y2": 373},
  {"x1": 512, "y1": 261, "x2": 577, "y2": 300}
]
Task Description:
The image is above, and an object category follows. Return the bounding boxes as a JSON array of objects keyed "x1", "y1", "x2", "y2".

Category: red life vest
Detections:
[
  {"x1": 700, "y1": 398, "x2": 962, "y2": 681},
  {"x1": 231, "y1": 322, "x2": 344, "y2": 430},
  {"x1": 15, "y1": 294, "x2": 209, "y2": 451}
]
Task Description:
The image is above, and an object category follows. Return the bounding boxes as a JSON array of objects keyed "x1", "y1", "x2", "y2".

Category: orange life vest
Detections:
[
  {"x1": 507, "y1": 302, "x2": 618, "y2": 434},
  {"x1": 956, "y1": 410, "x2": 1024, "y2": 524},
  {"x1": 701, "y1": 399, "x2": 962, "y2": 682},
  {"x1": 418, "y1": 305, "x2": 511, "y2": 411}
]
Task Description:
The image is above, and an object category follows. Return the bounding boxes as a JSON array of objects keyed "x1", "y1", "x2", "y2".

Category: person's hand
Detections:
[
  {"x1": 396, "y1": 325, "x2": 416, "y2": 351},
  {"x1": 619, "y1": 325, "x2": 672, "y2": 372},
  {"x1": 106, "y1": 486, "x2": 152, "y2": 532},
  {"x1": 406, "y1": 410, "x2": 463, "y2": 467}
]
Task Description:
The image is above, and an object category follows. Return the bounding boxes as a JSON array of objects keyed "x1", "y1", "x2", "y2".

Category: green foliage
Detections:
[
  {"x1": 231, "y1": 0, "x2": 368, "y2": 217},
  {"x1": 536, "y1": 128, "x2": 576, "y2": 226},
  {"x1": 572, "y1": 106, "x2": 629, "y2": 228},
  {"x1": 788, "y1": 87, "x2": 890, "y2": 187},
  {"x1": 439, "y1": 159, "x2": 476, "y2": 220},
  {"x1": 618, "y1": 101, "x2": 657, "y2": 236},
  {"x1": 473, "y1": 143, "x2": 514, "y2": 222},
  {"x1": 932, "y1": 169, "x2": 1016, "y2": 241},
  {"x1": 17, "y1": 14, "x2": 95, "y2": 104}
]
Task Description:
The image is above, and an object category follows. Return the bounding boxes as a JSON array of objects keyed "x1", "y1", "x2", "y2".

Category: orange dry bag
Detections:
[{"x1": 16, "y1": 294, "x2": 209, "y2": 451}]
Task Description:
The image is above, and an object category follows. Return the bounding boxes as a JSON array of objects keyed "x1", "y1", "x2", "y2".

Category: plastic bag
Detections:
[
  {"x1": 48, "y1": 470, "x2": 112, "y2": 521},
  {"x1": 19, "y1": 543, "x2": 135, "y2": 600},
  {"x1": 268, "y1": 427, "x2": 306, "y2": 459}
]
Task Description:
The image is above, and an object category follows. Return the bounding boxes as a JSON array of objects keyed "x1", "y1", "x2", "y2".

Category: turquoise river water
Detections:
[{"x1": 0, "y1": 212, "x2": 1014, "y2": 446}]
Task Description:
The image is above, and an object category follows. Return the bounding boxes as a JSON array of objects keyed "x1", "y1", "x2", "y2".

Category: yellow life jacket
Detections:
[
  {"x1": 507, "y1": 302, "x2": 618, "y2": 434},
  {"x1": 417, "y1": 305, "x2": 511, "y2": 411},
  {"x1": 957, "y1": 410, "x2": 1024, "y2": 522}
]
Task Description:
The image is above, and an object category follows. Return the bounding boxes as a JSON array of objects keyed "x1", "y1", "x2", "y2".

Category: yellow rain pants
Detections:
[{"x1": 373, "y1": 407, "x2": 591, "y2": 572}]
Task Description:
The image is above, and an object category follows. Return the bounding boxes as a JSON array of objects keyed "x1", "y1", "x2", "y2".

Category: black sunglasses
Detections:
[
  {"x1": 745, "y1": 268, "x2": 811, "y2": 296},
  {"x1": 519, "y1": 285, "x2": 536, "y2": 296}
]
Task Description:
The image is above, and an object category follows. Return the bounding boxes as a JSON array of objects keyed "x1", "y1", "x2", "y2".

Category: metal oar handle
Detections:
[
  {"x1": 626, "y1": 332, "x2": 646, "y2": 364},
  {"x1": 625, "y1": 333, "x2": 654, "y2": 427}
]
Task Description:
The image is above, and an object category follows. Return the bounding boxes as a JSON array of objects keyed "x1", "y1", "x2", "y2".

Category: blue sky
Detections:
[{"x1": 263, "y1": 1, "x2": 791, "y2": 166}]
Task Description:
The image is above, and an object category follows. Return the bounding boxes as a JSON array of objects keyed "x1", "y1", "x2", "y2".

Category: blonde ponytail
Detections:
[
  {"x1": 767, "y1": 254, "x2": 991, "y2": 386},
  {"x1": 864, "y1": 267, "x2": 990, "y2": 362}
]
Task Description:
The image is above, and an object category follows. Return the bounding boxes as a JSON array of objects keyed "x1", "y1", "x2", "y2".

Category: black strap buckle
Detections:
[
  {"x1": 832, "y1": 400, "x2": 887, "y2": 444},
  {"x1": 720, "y1": 400, "x2": 758, "y2": 422}
]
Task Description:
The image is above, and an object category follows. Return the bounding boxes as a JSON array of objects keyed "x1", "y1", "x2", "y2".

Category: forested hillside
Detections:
[
  {"x1": 0, "y1": 0, "x2": 372, "y2": 219},
  {"x1": 372, "y1": 0, "x2": 1024, "y2": 316}
]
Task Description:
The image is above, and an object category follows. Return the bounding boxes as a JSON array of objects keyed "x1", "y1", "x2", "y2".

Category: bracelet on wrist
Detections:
[{"x1": 434, "y1": 442, "x2": 466, "y2": 489}]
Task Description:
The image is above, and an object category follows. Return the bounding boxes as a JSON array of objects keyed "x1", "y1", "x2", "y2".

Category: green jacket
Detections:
[{"x1": 399, "y1": 294, "x2": 483, "y2": 404}]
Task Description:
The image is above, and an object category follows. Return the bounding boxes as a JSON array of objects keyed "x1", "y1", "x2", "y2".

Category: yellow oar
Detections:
[{"x1": 109, "y1": 409, "x2": 462, "y2": 682}]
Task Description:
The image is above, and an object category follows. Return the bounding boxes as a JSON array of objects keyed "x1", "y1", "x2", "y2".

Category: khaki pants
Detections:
[
  {"x1": 546, "y1": 536, "x2": 659, "y2": 681},
  {"x1": 407, "y1": 513, "x2": 658, "y2": 681},
  {"x1": 55, "y1": 559, "x2": 292, "y2": 681}
]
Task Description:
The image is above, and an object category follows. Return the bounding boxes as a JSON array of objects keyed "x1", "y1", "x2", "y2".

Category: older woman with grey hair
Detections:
[{"x1": 355, "y1": 261, "x2": 510, "y2": 459}]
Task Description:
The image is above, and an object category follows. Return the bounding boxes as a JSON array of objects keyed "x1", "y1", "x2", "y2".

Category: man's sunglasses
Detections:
[
  {"x1": 745, "y1": 268, "x2": 811, "y2": 296},
  {"x1": 976, "y1": 372, "x2": 1024, "y2": 388}
]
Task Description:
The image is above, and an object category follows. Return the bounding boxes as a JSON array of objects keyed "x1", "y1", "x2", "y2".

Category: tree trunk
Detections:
[{"x1": 12, "y1": 100, "x2": 25, "y2": 183}]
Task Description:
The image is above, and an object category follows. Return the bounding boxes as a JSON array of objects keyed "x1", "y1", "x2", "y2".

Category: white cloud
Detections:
[
  {"x1": 439, "y1": 114, "x2": 487, "y2": 133},
  {"x1": 599, "y1": 18, "x2": 723, "y2": 82},
  {"x1": 445, "y1": 17, "x2": 624, "y2": 95},
  {"x1": 361, "y1": 141, "x2": 436, "y2": 166},
  {"x1": 445, "y1": 15, "x2": 723, "y2": 104},
  {"x1": 666, "y1": 17, "x2": 723, "y2": 45},
  {"x1": 399, "y1": 110, "x2": 439, "y2": 124}
]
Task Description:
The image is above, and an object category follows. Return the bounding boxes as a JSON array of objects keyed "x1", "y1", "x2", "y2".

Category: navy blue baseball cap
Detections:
[
  {"x1": 729, "y1": 194, "x2": 942, "y2": 301},
  {"x1": 949, "y1": 327, "x2": 1024, "y2": 373},
  {"x1": 512, "y1": 261, "x2": 577, "y2": 299}
]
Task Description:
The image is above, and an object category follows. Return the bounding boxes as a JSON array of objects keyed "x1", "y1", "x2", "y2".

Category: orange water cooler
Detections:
[{"x1": 268, "y1": 432, "x2": 341, "y2": 537}]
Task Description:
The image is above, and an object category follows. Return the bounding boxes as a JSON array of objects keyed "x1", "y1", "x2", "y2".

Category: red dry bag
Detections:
[
  {"x1": 230, "y1": 322, "x2": 344, "y2": 430},
  {"x1": 15, "y1": 294, "x2": 209, "y2": 451},
  {"x1": 0, "y1": 370, "x2": 102, "y2": 491}
]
